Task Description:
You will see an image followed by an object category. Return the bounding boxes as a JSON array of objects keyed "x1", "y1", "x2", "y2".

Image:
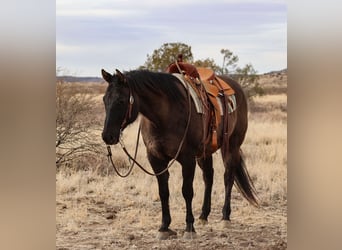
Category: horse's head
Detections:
[{"x1": 101, "y1": 69, "x2": 138, "y2": 145}]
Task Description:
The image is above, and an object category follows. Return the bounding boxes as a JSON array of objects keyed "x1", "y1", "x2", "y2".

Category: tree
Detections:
[
  {"x1": 193, "y1": 58, "x2": 221, "y2": 73},
  {"x1": 141, "y1": 43, "x2": 263, "y2": 98},
  {"x1": 219, "y1": 49, "x2": 262, "y2": 98},
  {"x1": 220, "y1": 49, "x2": 239, "y2": 75},
  {"x1": 141, "y1": 42, "x2": 193, "y2": 71},
  {"x1": 233, "y1": 63, "x2": 263, "y2": 98}
]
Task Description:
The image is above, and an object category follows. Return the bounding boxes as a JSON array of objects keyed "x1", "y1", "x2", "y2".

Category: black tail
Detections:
[{"x1": 234, "y1": 150, "x2": 259, "y2": 207}]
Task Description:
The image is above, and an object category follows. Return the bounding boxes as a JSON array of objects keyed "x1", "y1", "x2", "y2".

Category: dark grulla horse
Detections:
[{"x1": 101, "y1": 68, "x2": 258, "y2": 239}]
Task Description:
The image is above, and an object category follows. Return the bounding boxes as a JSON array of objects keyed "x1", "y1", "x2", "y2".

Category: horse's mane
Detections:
[{"x1": 125, "y1": 70, "x2": 183, "y2": 101}]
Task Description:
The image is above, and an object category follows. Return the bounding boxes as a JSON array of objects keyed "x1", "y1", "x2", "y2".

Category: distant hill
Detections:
[
  {"x1": 57, "y1": 68, "x2": 287, "y2": 84},
  {"x1": 258, "y1": 68, "x2": 287, "y2": 95},
  {"x1": 57, "y1": 76, "x2": 103, "y2": 83},
  {"x1": 263, "y1": 68, "x2": 287, "y2": 76}
]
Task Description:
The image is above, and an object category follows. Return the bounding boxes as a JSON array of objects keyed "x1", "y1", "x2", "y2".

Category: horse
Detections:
[{"x1": 101, "y1": 68, "x2": 258, "y2": 239}]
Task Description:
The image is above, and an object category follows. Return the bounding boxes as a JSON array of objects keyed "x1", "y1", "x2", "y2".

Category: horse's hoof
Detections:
[
  {"x1": 157, "y1": 229, "x2": 177, "y2": 240},
  {"x1": 220, "y1": 220, "x2": 231, "y2": 229},
  {"x1": 198, "y1": 218, "x2": 208, "y2": 226},
  {"x1": 183, "y1": 231, "x2": 197, "y2": 240}
]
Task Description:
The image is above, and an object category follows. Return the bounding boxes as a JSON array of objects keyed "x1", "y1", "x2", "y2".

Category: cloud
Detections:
[{"x1": 56, "y1": 0, "x2": 287, "y2": 76}]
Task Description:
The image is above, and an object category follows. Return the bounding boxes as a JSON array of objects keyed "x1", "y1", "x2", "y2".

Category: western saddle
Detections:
[{"x1": 166, "y1": 55, "x2": 235, "y2": 154}]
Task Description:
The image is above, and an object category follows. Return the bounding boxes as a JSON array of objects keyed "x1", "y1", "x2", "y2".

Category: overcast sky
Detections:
[{"x1": 56, "y1": 0, "x2": 287, "y2": 77}]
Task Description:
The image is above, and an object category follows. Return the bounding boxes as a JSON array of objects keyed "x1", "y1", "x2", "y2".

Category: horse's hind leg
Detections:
[
  {"x1": 221, "y1": 148, "x2": 240, "y2": 221},
  {"x1": 197, "y1": 155, "x2": 214, "y2": 223},
  {"x1": 147, "y1": 153, "x2": 175, "y2": 239}
]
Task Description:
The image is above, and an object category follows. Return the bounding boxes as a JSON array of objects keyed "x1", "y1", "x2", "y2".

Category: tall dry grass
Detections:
[{"x1": 56, "y1": 85, "x2": 287, "y2": 237}]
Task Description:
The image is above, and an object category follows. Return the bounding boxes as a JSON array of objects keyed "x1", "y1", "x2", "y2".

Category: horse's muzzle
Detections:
[{"x1": 102, "y1": 132, "x2": 119, "y2": 145}]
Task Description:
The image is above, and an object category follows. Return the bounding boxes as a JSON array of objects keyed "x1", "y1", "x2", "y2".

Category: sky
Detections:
[{"x1": 56, "y1": 0, "x2": 287, "y2": 77}]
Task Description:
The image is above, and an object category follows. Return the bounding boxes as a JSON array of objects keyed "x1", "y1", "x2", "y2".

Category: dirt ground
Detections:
[{"x1": 56, "y1": 172, "x2": 287, "y2": 250}]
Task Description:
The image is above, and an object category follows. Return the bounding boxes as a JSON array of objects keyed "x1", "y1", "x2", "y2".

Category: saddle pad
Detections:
[
  {"x1": 172, "y1": 73, "x2": 204, "y2": 114},
  {"x1": 227, "y1": 95, "x2": 237, "y2": 114}
]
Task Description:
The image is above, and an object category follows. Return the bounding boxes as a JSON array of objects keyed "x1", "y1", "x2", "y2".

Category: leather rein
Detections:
[{"x1": 106, "y1": 62, "x2": 192, "y2": 177}]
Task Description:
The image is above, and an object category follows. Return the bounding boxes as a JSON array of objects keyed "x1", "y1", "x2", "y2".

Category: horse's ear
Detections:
[
  {"x1": 115, "y1": 69, "x2": 126, "y2": 84},
  {"x1": 101, "y1": 69, "x2": 112, "y2": 83}
]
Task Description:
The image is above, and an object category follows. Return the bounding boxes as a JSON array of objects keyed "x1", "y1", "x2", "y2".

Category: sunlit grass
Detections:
[{"x1": 57, "y1": 92, "x2": 287, "y2": 236}]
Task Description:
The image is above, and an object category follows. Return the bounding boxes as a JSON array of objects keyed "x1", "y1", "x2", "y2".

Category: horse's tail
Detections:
[{"x1": 234, "y1": 150, "x2": 259, "y2": 207}]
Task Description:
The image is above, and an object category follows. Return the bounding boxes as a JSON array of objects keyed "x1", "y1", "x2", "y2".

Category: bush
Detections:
[{"x1": 56, "y1": 81, "x2": 104, "y2": 170}]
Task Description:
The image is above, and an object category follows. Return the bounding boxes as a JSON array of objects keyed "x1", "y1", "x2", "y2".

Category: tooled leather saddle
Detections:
[{"x1": 166, "y1": 55, "x2": 235, "y2": 154}]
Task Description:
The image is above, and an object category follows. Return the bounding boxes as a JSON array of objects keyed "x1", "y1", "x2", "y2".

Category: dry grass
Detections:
[{"x1": 56, "y1": 79, "x2": 287, "y2": 249}]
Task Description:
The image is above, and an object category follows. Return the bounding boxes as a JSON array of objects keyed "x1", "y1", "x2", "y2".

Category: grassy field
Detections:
[{"x1": 56, "y1": 72, "x2": 287, "y2": 249}]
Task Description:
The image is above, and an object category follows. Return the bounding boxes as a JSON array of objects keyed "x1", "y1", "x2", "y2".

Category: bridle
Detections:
[
  {"x1": 119, "y1": 86, "x2": 135, "y2": 130},
  {"x1": 106, "y1": 61, "x2": 192, "y2": 177}
]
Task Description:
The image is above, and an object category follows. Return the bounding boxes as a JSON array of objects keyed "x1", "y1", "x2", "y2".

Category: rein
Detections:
[{"x1": 106, "y1": 62, "x2": 192, "y2": 177}]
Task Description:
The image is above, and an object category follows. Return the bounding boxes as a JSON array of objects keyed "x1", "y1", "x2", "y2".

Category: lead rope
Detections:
[
  {"x1": 106, "y1": 126, "x2": 140, "y2": 177},
  {"x1": 106, "y1": 62, "x2": 192, "y2": 177}
]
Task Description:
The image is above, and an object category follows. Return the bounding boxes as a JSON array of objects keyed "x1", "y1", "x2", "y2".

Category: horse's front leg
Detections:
[
  {"x1": 179, "y1": 155, "x2": 197, "y2": 239},
  {"x1": 147, "y1": 153, "x2": 176, "y2": 240}
]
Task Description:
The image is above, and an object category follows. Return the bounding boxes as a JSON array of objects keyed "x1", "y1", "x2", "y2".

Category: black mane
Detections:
[{"x1": 124, "y1": 70, "x2": 183, "y2": 101}]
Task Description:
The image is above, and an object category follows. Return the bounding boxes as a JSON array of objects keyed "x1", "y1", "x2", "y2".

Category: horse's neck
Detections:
[{"x1": 136, "y1": 91, "x2": 170, "y2": 126}]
